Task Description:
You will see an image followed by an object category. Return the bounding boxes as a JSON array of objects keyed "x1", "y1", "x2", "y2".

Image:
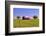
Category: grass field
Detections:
[{"x1": 13, "y1": 19, "x2": 39, "y2": 28}]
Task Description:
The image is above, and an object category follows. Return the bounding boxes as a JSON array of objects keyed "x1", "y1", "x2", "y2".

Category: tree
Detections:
[
  {"x1": 17, "y1": 16, "x2": 20, "y2": 19},
  {"x1": 22, "y1": 16, "x2": 26, "y2": 20},
  {"x1": 33, "y1": 16, "x2": 38, "y2": 19}
]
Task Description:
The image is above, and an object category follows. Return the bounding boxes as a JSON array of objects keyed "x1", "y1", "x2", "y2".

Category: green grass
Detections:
[{"x1": 13, "y1": 19, "x2": 39, "y2": 28}]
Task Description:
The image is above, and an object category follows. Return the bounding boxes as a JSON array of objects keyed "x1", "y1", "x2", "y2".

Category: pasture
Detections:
[{"x1": 13, "y1": 19, "x2": 39, "y2": 28}]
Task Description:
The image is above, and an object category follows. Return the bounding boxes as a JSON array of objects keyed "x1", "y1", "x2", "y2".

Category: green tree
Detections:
[
  {"x1": 17, "y1": 16, "x2": 20, "y2": 19},
  {"x1": 33, "y1": 16, "x2": 38, "y2": 19}
]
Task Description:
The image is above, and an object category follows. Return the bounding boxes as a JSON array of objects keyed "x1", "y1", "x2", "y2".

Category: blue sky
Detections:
[{"x1": 13, "y1": 8, "x2": 39, "y2": 16}]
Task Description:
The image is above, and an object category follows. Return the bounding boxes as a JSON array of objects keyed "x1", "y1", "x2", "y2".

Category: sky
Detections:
[{"x1": 13, "y1": 8, "x2": 39, "y2": 16}]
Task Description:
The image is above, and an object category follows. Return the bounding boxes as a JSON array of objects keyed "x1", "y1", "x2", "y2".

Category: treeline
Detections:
[{"x1": 16, "y1": 16, "x2": 38, "y2": 20}]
